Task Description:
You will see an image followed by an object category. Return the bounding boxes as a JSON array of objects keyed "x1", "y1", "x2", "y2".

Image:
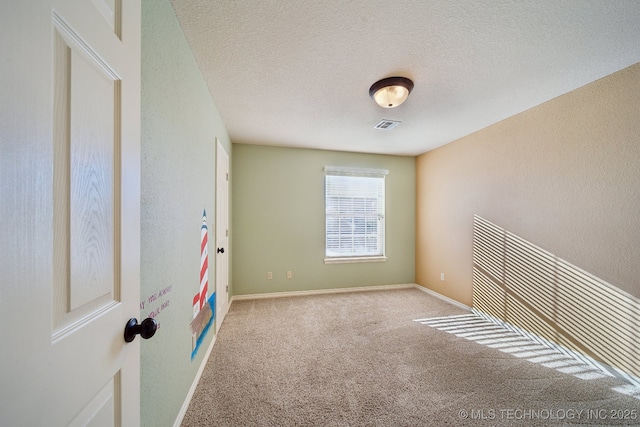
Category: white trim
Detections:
[
  {"x1": 215, "y1": 138, "x2": 230, "y2": 332},
  {"x1": 232, "y1": 284, "x2": 415, "y2": 301},
  {"x1": 231, "y1": 284, "x2": 474, "y2": 310},
  {"x1": 324, "y1": 256, "x2": 387, "y2": 264},
  {"x1": 173, "y1": 298, "x2": 236, "y2": 427},
  {"x1": 324, "y1": 166, "x2": 389, "y2": 176},
  {"x1": 411, "y1": 284, "x2": 472, "y2": 311}
]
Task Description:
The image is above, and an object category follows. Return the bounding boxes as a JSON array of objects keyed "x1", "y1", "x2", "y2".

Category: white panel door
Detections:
[
  {"x1": 216, "y1": 140, "x2": 230, "y2": 331},
  {"x1": 0, "y1": 0, "x2": 141, "y2": 425}
]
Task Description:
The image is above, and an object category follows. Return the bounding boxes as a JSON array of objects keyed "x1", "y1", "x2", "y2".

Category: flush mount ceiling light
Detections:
[{"x1": 369, "y1": 76, "x2": 414, "y2": 108}]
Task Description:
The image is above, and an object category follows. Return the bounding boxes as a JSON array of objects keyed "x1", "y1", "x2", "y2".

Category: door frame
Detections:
[{"x1": 215, "y1": 139, "x2": 230, "y2": 331}]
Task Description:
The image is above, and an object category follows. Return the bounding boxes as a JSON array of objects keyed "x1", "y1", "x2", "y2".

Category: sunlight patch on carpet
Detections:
[{"x1": 415, "y1": 313, "x2": 640, "y2": 400}]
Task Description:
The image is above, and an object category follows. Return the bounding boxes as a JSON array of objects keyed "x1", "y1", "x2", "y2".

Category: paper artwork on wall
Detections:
[{"x1": 190, "y1": 209, "x2": 215, "y2": 360}]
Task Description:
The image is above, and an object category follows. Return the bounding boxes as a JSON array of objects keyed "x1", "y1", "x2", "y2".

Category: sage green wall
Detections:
[
  {"x1": 232, "y1": 144, "x2": 415, "y2": 295},
  {"x1": 141, "y1": 1, "x2": 231, "y2": 426}
]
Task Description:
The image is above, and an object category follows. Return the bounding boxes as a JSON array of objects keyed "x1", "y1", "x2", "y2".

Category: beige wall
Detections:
[{"x1": 416, "y1": 62, "x2": 640, "y2": 306}]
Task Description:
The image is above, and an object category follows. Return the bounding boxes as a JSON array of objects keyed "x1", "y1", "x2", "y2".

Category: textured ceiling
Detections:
[{"x1": 170, "y1": 0, "x2": 640, "y2": 156}]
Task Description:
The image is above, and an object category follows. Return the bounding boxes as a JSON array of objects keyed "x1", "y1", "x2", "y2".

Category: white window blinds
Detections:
[{"x1": 324, "y1": 167, "x2": 387, "y2": 261}]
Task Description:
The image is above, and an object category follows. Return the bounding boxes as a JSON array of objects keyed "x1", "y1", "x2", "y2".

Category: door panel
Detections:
[
  {"x1": 53, "y1": 14, "x2": 120, "y2": 332},
  {"x1": 89, "y1": 0, "x2": 120, "y2": 35},
  {"x1": 68, "y1": 375, "x2": 117, "y2": 427},
  {"x1": 0, "y1": 1, "x2": 140, "y2": 425},
  {"x1": 68, "y1": 41, "x2": 116, "y2": 311}
]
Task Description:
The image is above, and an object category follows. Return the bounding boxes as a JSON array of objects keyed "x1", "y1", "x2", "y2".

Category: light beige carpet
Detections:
[{"x1": 182, "y1": 288, "x2": 640, "y2": 426}]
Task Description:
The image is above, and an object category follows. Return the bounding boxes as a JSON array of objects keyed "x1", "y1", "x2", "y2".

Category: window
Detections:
[{"x1": 324, "y1": 167, "x2": 388, "y2": 263}]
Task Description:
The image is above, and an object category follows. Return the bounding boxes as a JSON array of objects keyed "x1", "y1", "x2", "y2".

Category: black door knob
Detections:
[
  {"x1": 217, "y1": 247, "x2": 224, "y2": 254},
  {"x1": 124, "y1": 317, "x2": 157, "y2": 343}
]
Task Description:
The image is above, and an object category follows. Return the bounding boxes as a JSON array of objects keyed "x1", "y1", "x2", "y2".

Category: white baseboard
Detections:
[
  {"x1": 232, "y1": 283, "x2": 415, "y2": 301},
  {"x1": 411, "y1": 284, "x2": 472, "y2": 311},
  {"x1": 232, "y1": 284, "x2": 472, "y2": 313},
  {"x1": 173, "y1": 298, "x2": 236, "y2": 427},
  {"x1": 173, "y1": 325, "x2": 218, "y2": 427}
]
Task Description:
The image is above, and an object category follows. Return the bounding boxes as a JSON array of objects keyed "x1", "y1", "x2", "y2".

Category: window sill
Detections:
[{"x1": 324, "y1": 256, "x2": 387, "y2": 264}]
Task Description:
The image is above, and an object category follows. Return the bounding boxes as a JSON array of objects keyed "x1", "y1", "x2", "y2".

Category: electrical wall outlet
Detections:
[
  {"x1": 286, "y1": 271, "x2": 293, "y2": 279},
  {"x1": 440, "y1": 272, "x2": 445, "y2": 281},
  {"x1": 267, "y1": 272, "x2": 273, "y2": 280}
]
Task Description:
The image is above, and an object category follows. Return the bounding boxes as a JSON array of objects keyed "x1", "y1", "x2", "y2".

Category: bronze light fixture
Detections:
[{"x1": 369, "y1": 77, "x2": 414, "y2": 108}]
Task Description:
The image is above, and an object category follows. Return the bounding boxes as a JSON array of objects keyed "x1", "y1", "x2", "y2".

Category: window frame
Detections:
[{"x1": 323, "y1": 166, "x2": 388, "y2": 264}]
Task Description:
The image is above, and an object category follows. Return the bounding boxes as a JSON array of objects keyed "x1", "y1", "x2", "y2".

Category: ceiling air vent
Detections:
[{"x1": 374, "y1": 119, "x2": 401, "y2": 130}]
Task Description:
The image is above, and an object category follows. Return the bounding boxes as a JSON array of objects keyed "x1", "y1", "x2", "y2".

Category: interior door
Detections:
[
  {"x1": 0, "y1": 1, "x2": 141, "y2": 425},
  {"x1": 216, "y1": 139, "x2": 230, "y2": 331}
]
